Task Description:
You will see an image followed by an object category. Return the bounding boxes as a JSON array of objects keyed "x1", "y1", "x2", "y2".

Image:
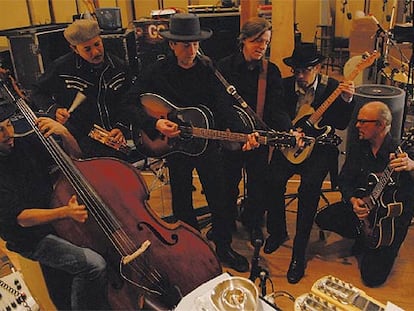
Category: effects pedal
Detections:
[
  {"x1": 0, "y1": 270, "x2": 39, "y2": 311},
  {"x1": 295, "y1": 275, "x2": 386, "y2": 311}
]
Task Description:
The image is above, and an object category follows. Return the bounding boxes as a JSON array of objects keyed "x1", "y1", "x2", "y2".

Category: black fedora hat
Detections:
[
  {"x1": 283, "y1": 43, "x2": 326, "y2": 68},
  {"x1": 159, "y1": 13, "x2": 212, "y2": 42},
  {"x1": 0, "y1": 103, "x2": 16, "y2": 122}
]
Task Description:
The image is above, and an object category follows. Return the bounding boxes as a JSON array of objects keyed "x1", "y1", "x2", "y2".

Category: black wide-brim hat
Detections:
[
  {"x1": 0, "y1": 102, "x2": 16, "y2": 122},
  {"x1": 283, "y1": 43, "x2": 326, "y2": 68},
  {"x1": 160, "y1": 13, "x2": 212, "y2": 42}
]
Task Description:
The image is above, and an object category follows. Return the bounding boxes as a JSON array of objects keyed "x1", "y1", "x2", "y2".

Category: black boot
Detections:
[
  {"x1": 216, "y1": 244, "x2": 249, "y2": 272},
  {"x1": 287, "y1": 257, "x2": 306, "y2": 284}
]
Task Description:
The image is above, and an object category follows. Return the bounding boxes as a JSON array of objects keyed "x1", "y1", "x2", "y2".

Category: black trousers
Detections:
[
  {"x1": 315, "y1": 201, "x2": 412, "y2": 287},
  {"x1": 222, "y1": 145, "x2": 272, "y2": 230},
  {"x1": 167, "y1": 144, "x2": 233, "y2": 246},
  {"x1": 267, "y1": 146, "x2": 335, "y2": 260}
]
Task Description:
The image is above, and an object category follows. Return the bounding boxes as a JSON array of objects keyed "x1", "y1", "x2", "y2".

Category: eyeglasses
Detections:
[
  {"x1": 291, "y1": 67, "x2": 314, "y2": 74},
  {"x1": 356, "y1": 119, "x2": 379, "y2": 124}
]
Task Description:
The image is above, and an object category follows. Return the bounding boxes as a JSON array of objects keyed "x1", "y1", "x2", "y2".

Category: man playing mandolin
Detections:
[
  {"x1": 316, "y1": 101, "x2": 414, "y2": 287},
  {"x1": 264, "y1": 43, "x2": 355, "y2": 284}
]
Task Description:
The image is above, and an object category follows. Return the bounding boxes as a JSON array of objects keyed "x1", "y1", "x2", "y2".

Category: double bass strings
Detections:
[
  {"x1": 16, "y1": 98, "x2": 166, "y2": 295},
  {"x1": 1, "y1": 80, "x2": 169, "y2": 297}
]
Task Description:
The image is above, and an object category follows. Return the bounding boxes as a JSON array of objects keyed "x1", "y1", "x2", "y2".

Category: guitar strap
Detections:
[
  {"x1": 197, "y1": 52, "x2": 272, "y2": 131},
  {"x1": 255, "y1": 59, "x2": 274, "y2": 163},
  {"x1": 256, "y1": 59, "x2": 268, "y2": 120}
]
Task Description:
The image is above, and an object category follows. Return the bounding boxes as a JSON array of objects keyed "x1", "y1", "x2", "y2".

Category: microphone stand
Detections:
[
  {"x1": 249, "y1": 239, "x2": 283, "y2": 311},
  {"x1": 249, "y1": 239, "x2": 270, "y2": 298}
]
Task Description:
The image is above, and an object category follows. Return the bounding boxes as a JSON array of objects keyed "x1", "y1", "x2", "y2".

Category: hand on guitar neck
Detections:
[
  {"x1": 153, "y1": 108, "x2": 260, "y2": 153},
  {"x1": 389, "y1": 150, "x2": 414, "y2": 172},
  {"x1": 155, "y1": 119, "x2": 181, "y2": 138}
]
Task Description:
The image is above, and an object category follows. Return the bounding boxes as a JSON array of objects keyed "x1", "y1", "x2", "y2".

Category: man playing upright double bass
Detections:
[{"x1": 0, "y1": 102, "x2": 110, "y2": 310}]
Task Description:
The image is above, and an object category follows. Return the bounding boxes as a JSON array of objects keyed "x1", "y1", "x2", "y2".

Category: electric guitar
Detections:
[
  {"x1": 356, "y1": 128, "x2": 414, "y2": 249},
  {"x1": 282, "y1": 51, "x2": 380, "y2": 164},
  {"x1": 137, "y1": 93, "x2": 297, "y2": 157}
]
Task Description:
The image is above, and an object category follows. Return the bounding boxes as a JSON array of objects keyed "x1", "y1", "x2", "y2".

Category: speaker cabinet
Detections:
[
  {"x1": 102, "y1": 30, "x2": 138, "y2": 69},
  {"x1": 0, "y1": 24, "x2": 70, "y2": 89},
  {"x1": 199, "y1": 13, "x2": 240, "y2": 61},
  {"x1": 133, "y1": 19, "x2": 170, "y2": 73}
]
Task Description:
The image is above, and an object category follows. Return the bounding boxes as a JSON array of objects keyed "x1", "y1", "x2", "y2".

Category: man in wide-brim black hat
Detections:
[
  {"x1": 282, "y1": 42, "x2": 326, "y2": 68},
  {"x1": 263, "y1": 42, "x2": 356, "y2": 284},
  {"x1": 159, "y1": 13, "x2": 212, "y2": 42},
  {"x1": 135, "y1": 13, "x2": 259, "y2": 273}
]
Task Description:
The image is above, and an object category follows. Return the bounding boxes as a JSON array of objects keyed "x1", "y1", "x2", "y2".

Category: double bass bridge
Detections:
[{"x1": 122, "y1": 240, "x2": 151, "y2": 265}]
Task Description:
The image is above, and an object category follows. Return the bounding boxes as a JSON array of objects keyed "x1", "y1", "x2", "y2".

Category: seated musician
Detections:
[
  {"x1": 265, "y1": 43, "x2": 355, "y2": 284},
  {"x1": 30, "y1": 19, "x2": 140, "y2": 159},
  {"x1": 0, "y1": 103, "x2": 110, "y2": 310},
  {"x1": 316, "y1": 101, "x2": 414, "y2": 287}
]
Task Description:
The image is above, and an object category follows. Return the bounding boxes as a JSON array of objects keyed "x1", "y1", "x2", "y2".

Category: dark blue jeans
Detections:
[{"x1": 22, "y1": 234, "x2": 109, "y2": 310}]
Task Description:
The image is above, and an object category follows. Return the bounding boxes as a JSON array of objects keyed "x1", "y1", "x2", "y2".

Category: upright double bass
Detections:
[{"x1": 0, "y1": 69, "x2": 222, "y2": 310}]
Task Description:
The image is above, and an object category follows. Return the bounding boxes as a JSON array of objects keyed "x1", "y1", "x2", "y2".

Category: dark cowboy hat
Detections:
[
  {"x1": 159, "y1": 13, "x2": 212, "y2": 42},
  {"x1": 283, "y1": 43, "x2": 326, "y2": 68},
  {"x1": 0, "y1": 103, "x2": 16, "y2": 122}
]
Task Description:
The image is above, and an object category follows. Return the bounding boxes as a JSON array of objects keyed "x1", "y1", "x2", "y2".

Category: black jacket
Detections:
[{"x1": 218, "y1": 52, "x2": 291, "y2": 131}]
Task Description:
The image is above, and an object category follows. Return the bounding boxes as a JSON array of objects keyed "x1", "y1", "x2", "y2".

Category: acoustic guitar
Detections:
[
  {"x1": 137, "y1": 93, "x2": 297, "y2": 157},
  {"x1": 282, "y1": 51, "x2": 380, "y2": 164}
]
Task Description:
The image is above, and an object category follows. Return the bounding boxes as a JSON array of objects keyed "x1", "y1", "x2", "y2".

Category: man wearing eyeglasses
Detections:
[
  {"x1": 264, "y1": 43, "x2": 355, "y2": 284},
  {"x1": 316, "y1": 101, "x2": 414, "y2": 287}
]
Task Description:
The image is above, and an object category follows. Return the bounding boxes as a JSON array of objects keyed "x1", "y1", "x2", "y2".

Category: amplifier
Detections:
[
  {"x1": 133, "y1": 19, "x2": 170, "y2": 73},
  {"x1": 0, "y1": 24, "x2": 70, "y2": 90},
  {"x1": 199, "y1": 13, "x2": 240, "y2": 61},
  {"x1": 102, "y1": 30, "x2": 138, "y2": 68}
]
